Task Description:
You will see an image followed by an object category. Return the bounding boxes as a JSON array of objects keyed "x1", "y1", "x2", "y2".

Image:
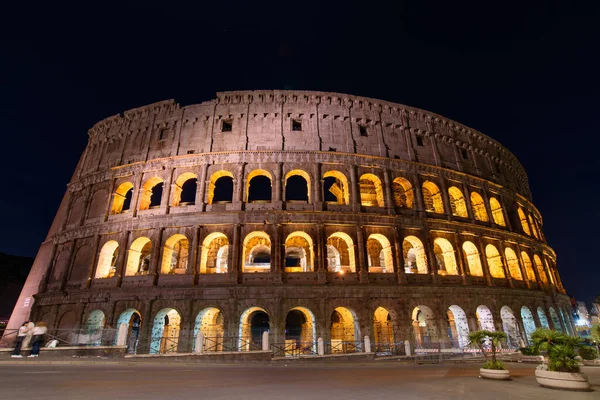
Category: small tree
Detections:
[
  {"x1": 468, "y1": 330, "x2": 507, "y2": 370},
  {"x1": 530, "y1": 328, "x2": 583, "y2": 373},
  {"x1": 590, "y1": 322, "x2": 600, "y2": 343}
]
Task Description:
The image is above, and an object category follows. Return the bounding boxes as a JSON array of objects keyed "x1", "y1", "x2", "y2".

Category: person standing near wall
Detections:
[
  {"x1": 20, "y1": 321, "x2": 35, "y2": 349},
  {"x1": 11, "y1": 321, "x2": 30, "y2": 358},
  {"x1": 28, "y1": 322, "x2": 47, "y2": 357}
]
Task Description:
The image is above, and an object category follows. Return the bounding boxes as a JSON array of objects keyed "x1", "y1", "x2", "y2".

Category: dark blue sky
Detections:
[{"x1": 1, "y1": 1, "x2": 598, "y2": 304}]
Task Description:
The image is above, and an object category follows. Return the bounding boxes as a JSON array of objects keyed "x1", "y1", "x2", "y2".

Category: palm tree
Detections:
[{"x1": 468, "y1": 330, "x2": 507, "y2": 367}]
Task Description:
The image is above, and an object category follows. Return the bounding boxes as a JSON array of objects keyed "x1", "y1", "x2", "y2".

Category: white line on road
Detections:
[{"x1": 24, "y1": 371, "x2": 63, "y2": 374}]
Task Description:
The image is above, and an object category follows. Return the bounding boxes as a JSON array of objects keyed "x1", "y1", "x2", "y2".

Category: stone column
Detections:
[
  {"x1": 393, "y1": 228, "x2": 407, "y2": 284},
  {"x1": 413, "y1": 174, "x2": 425, "y2": 217},
  {"x1": 150, "y1": 228, "x2": 164, "y2": 285},
  {"x1": 350, "y1": 165, "x2": 360, "y2": 212},
  {"x1": 356, "y1": 226, "x2": 368, "y2": 283},
  {"x1": 314, "y1": 163, "x2": 323, "y2": 209},
  {"x1": 497, "y1": 241, "x2": 514, "y2": 288},
  {"x1": 317, "y1": 225, "x2": 327, "y2": 283},
  {"x1": 383, "y1": 169, "x2": 395, "y2": 215},
  {"x1": 480, "y1": 186, "x2": 494, "y2": 227},
  {"x1": 462, "y1": 182, "x2": 475, "y2": 221},
  {"x1": 475, "y1": 237, "x2": 493, "y2": 286},
  {"x1": 453, "y1": 234, "x2": 467, "y2": 285},
  {"x1": 423, "y1": 232, "x2": 438, "y2": 284},
  {"x1": 116, "y1": 231, "x2": 131, "y2": 287},
  {"x1": 437, "y1": 176, "x2": 452, "y2": 220},
  {"x1": 514, "y1": 243, "x2": 531, "y2": 289},
  {"x1": 230, "y1": 224, "x2": 241, "y2": 283},
  {"x1": 274, "y1": 162, "x2": 283, "y2": 204},
  {"x1": 196, "y1": 163, "x2": 208, "y2": 211}
]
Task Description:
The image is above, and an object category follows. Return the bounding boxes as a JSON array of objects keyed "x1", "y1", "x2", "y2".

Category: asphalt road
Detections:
[{"x1": 0, "y1": 361, "x2": 598, "y2": 400}]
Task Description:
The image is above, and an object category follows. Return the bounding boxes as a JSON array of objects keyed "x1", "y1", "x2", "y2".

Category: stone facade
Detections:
[{"x1": 5, "y1": 90, "x2": 574, "y2": 353}]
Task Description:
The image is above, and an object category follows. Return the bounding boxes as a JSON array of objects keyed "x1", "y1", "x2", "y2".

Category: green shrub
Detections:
[
  {"x1": 548, "y1": 345, "x2": 580, "y2": 373},
  {"x1": 482, "y1": 360, "x2": 505, "y2": 370},
  {"x1": 531, "y1": 328, "x2": 583, "y2": 373},
  {"x1": 519, "y1": 346, "x2": 540, "y2": 356},
  {"x1": 578, "y1": 346, "x2": 599, "y2": 361}
]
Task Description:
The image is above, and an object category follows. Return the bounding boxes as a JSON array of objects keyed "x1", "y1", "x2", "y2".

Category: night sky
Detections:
[{"x1": 1, "y1": 2, "x2": 598, "y2": 304}]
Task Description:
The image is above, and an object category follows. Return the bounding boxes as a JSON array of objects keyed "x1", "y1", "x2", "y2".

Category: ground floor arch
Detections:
[
  {"x1": 476, "y1": 305, "x2": 495, "y2": 331},
  {"x1": 412, "y1": 305, "x2": 436, "y2": 346},
  {"x1": 149, "y1": 308, "x2": 181, "y2": 354},
  {"x1": 115, "y1": 308, "x2": 142, "y2": 354},
  {"x1": 548, "y1": 307, "x2": 562, "y2": 332},
  {"x1": 284, "y1": 307, "x2": 316, "y2": 355},
  {"x1": 521, "y1": 306, "x2": 536, "y2": 343},
  {"x1": 330, "y1": 307, "x2": 361, "y2": 353},
  {"x1": 193, "y1": 307, "x2": 224, "y2": 352},
  {"x1": 239, "y1": 307, "x2": 270, "y2": 350},
  {"x1": 537, "y1": 307, "x2": 550, "y2": 329},
  {"x1": 500, "y1": 306, "x2": 521, "y2": 348},
  {"x1": 447, "y1": 305, "x2": 470, "y2": 348},
  {"x1": 373, "y1": 307, "x2": 395, "y2": 349},
  {"x1": 83, "y1": 309, "x2": 106, "y2": 346}
]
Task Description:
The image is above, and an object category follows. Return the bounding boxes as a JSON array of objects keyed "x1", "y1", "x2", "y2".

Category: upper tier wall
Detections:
[{"x1": 82, "y1": 91, "x2": 531, "y2": 199}]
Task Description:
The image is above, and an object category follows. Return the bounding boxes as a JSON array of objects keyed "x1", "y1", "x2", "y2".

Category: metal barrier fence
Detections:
[
  {"x1": 372, "y1": 341, "x2": 406, "y2": 356},
  {"x1": 1, "y1": 329, "x2": 118, "y2": 348},
  {"x1": 202, "y1": 336, "x2": 262, "y2": 353},
  {"x1": 271, "y1": 341, "x2": 318, "y2": 357},
  {"x1": 325, "y1": 340, "x2": 362, "y2": 354}
]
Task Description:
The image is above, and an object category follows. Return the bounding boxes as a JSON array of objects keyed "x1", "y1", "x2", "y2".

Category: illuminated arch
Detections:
[
  {"x1": 500, "y1": 306, "x2": 521, "y2": 347},
  {"x1": 518, "y1": 207, "x2": 531, "y2": 236},
  {"x1": 462, "y1": 241, "x2": 483, "y2": 277},
  {"x1": 84, "y1": 310, "x2": 106, "y2": 345},
  {"x1": 528, "y1": 215, "x2": 540, "y2": 239},
  {"x1": 323, "y1": 170, "x2": 350, "y2": 205},
  {"x1": 139, "y1": 177, "x2": 164, "y2": 210},
  {"x1": 392, "y1": 177, "x2": 414, "y2": 208},
  {"x1": 521, "y1": 251, "x2": 536, "y2": 282},
  {"x1": 199, "y1": 232, "x2": 229, "y2": 274},
  {"x1": 366, "y1": 234, "x2": 394, "y2": 273},
  {"x1": 111, "y1": 182, "x2": 134, "y2": 214},
  {"x1": 476, "y1": 305, "x2": 495, "y2": 331},
  {"x1": 124, "y1": 237, "x2": 152, "y2": 276},
  {"x1": 504, "y1": 247, "x2": 522, "y2": 280},
  {"x1": 285, "y1": 307, "x2": 317, "y2": 353},
  {"x1": 359, "y1": 173, "x2": 384, "y2": 207},
  {"x1": 470, "y1": 192, "x2": 489, "y2": 222},
  {"x1": 533, "y1": 255, "x2": 548, "y2": 284},
  {"x1": 422, "y1": 181, "x2": 444, "y2": 213},
  {"x1": 285, "y1": 169, "x2": 311, "y2": 203},
  {"x1": 412, "y1": 305, "x2": 436, "y2": 346},
  {"x1": 448, "y1": 186, "x2": 468, "y2": 217},
  {"x1": 285, "y1": 231, "x2": 314, "y2": 272},
  {"x1": 548, "y1": 307, "x2": 562, "y2": 332},
  {"x1": 246, "y1": 169, "x2": 272, "y2": 202},
  {"x1": 489, "y1": 197, "x2": 506, "y2": 226},
  {"x1": 447, "y1": 305, "x2": 470, "y2": 348},
  {"x1": 171, "y1": 172, "x2": 198, "y2": 207},
  {"x1": 403, "y1": 236, "x2": 428, "y2": 274},
  {"x1": 238, "y1": 307, "x2": 270, "y2": 350},
  {"x1": 373, "y1": 307, "x2": 395, "y2": 346},
  {"x1": 433, "y1": 238, "x2": 458, "y2": 275},
  {"x1": 95, "y1": 240, "x2": 119, "y2": 279},
  {"x1": 537, "y1": 307, "x2": 550, "y2": 329},
  {"x1": 160, "y1": 234, "x2": 189, "y2": 274},
  {"x1": 330, "y1": 307, "x2": 361, "y2": 352},
  {"x1": 193, "y1": 307, "x2": 224, "y2": 352},
  {"x1": 521, "y1": 306, "x2": 536, "y2": 342},
  {"x1": 327, "y1": 232, "x2": 356, "y2": 272},
  {"x1": 114, "y1": 308, "x2": 142, "y2": 352},
  {"x1": 485, "y1": 244, "x2": 505, "y2": 278},
  {"x1": 149, "y1": 308, "x2": 181, "y2": 354},
  {"x1": 242, "y1": 231, "x2": 271, "y2": 273},
  {"x1": 207, "y1": 170, "x2": 234, "y2": 205}
]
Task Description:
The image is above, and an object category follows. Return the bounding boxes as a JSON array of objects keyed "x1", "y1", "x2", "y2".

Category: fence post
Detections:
[
  {"x1": 317, "y1": 337, "x2": 324, "y2": 355},
  {"x1": 404, "y1": 340, "x2": 411, "y2": 356},
  {"x1": 194, "y1": 332, "x2": 204, "y2": 354},
  {"x1": 364, "y1": 335, "x2": 371, "y2": 353},
  {"x1": 116, "y1": 323, "x2": 128, "y2": 346},
  {"x1": 262, "y1": 331, "x2": 269, "y2": 351}
]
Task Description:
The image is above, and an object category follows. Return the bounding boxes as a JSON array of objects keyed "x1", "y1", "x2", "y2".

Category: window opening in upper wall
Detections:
[
  {"x1": 359, "y1": 125, "x2": 368, "y2": 137},
  {"x1": 159, "y1": 128, "x2": 168, "y2": 140},
  {"x1": 461, "y1": 149, "x2": 468, "y2": 160},
  {"x1": 187, "y1": 150, "x2": 195, "y2": 154},
  {"x1": 416, "y1": 136, "x2": 424, "y2": 146},
  {"x1": 222, "y1": 119, "x2": 233, "y2": 132},
  {"x1": 292, "y1": 119, "x2": 302, "y2": 131}
]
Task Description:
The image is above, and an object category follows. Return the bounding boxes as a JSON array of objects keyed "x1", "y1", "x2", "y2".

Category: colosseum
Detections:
[{"x1": 5, "y1": 90, "x2": 574, "y2": 355}]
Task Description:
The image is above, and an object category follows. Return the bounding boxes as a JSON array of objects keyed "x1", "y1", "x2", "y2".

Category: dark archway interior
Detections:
[
  {"x1": 248, "y1": 176, "x2": 271, "y2": 202},
  {"x1": 285, "y1": 250, "x2": 302, "y2": 267},
  {"x1": 149, "y1": 183, "x2": 163, "y2": 208},
  {"x1": 250, "y1": 311, "x2": 270, "y2": 344},
  {"x1": 253, "y1": 251, "x2": 271, "y2": 264},
  {"x1": 285, "y1": 309, "x2": 306, "y2": 340},
  {"x1": 323, "y1": 177, "x2": 338, "y2": 202},
  {"x1": 285, "y1": 175, "x2": 308, "y2": 201},
  {"x1": 180, "y1": 179, "x2": 197, "y2": 204},
  {"x1": 214, "y1": 176, "x2": 234, "y2": 202},
  {"x1": 122, "y1": 188, "x2": 133, "y2": 211}
]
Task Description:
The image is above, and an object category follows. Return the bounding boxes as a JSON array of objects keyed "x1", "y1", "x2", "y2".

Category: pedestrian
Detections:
[
  {"x1": 21, "y1": 321, "x2": 35, "y2": 349},
  {"x1": 11, "y1": 321, "x2": 30, "y2": 358},
  {"x1": 28, "y1": 322, "x2": 48, "y2": 358}
]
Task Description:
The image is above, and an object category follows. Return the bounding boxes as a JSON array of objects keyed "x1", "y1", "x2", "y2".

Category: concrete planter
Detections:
[
  {"x1": 534, "y1": 368, "x2": 591, "y2": 391},
  {"x1": 519, "y1": 355, "x2": 544, "y2": 363},
  {"x1": 582, "y1": 359, "x2": 600, "y2": 367},
  {"x1": 479, "y1": 368, "x2": 510, "y2": 380}
]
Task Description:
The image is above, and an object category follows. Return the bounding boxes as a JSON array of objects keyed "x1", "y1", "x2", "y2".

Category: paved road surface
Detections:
[{"x1": 0, "y1": 361, "x2": 598, "y2": 399}]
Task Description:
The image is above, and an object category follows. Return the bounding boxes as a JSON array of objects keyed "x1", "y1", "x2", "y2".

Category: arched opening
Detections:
[
  {"x1": 518, "y1": 207, "x2": 531, "y2": 236},
  {"x1": 447, "y1": 305, "x2": 470, "y2": 348},
  {"x1": 373, "y1": 307, "x2": 395, "y2": 350},
  {"x1": 504, "y1": 248, "x2": 522, "y2": 280},
  {"x1": 125, "y1": 237, "x2": 152, "y2": 276},
  {"x1": 140, "y1": 177, "x2": 164, "y2": 210},
  {"x1": 150, "y1": 308, "x2": 181, "y2": 354},
  {"x1": 160, "y1": 234, "x2": 189, "y2": 274},
  {"x1": 359, "y1": 173, "x2": 384, "y2": 207},
  {"x1": 485, "y1": 244, "x2": 505, "y2": 278},
  {"x1": 84, "y1": 310, "x2": 105, "y2": 346},
  {"x1": 199, "y1": 232, "x2": 229, "y2": 274},
  {"x1": 95, "y1": 240, "x2": 119, "y2": 279},
  {"x1": 208, "y1": 170, "x2": 234, "y2": 204},
  {"x1": 529, "y1": 215, "x2": 540, "y2": 239},
  {"x1": 448, "y1": 186, "x2": 468, "y2": 217},
  {"x1": 403, "y1": 236, "x2": 428, "y2": 274},
  {"x1": 470, "y1": 192, "x2": 489, "y2": 222},
  {"x1": 330, "y1": 307, "x2": 361, "y2": 353},
  {"x1": 412, "y1": 306, "x2": 436, "y2": 347},
  {"x1": 285, "y1": 307, "x2": 316, "y2": 355},
  {"x1": 323, "y1": 170, "x2": 350, "y2": 204},
  {"x1": 367, "y1": 234, "x2": 394, "y2": 273},
  {"x1": 284, "y1": 232, "x2": 314, "y2": 272},
  {"x1": 489, "y1": 197, "x2": 506, "y2": 226},
  {"x1": 193, "y1": 307, "x2": 224, "y2": 352},
  {"x1": 115, "y1": 308, "x2": 142, "y2": 354},
  {"x1": 500, "y1": 306, "x2": 521, "y2": 348},
  {"x1": 247, "y1": 170, "x2": 272, "y2": 203},
  {"x1": 476, "y1": 305, "x2": 495, "y2": 331},
  {"x1": 537, "y1": 307, "x2": 550, "y2": 329},
  {"x1": 242, "y1": 231, "x2": 271, "y2": 273},
  {"x1": 111, "y1": 182, "x2": 134, "y2": 214},
  {"x1": 433, "y1": 238, "x2": 458, "y2": 275},
  {"x1": 521, "y1": 252, "x2": 536, "y2": 282},
  {"x1": 548, "y1": 307, "x2": 562, "y2": 332},
  {"x1": 521, "y1": 306, "x2": 536, "y2": 343},
  {"x1": 172, "y1": 172, "x2": 198, "y2": 206},
  {"x1": 462, "y1": 241, "x2": 483, "y2": 276},
  {"x1": 285, "y1": 170, "x2": 310, "y2": 203},
  {"x1": 392, "y1": 177, "x2": 414, "y2": 208},
  {"x1": 559, "y1": 309, "x2": 572, "y2": 336},
  {"x1": 533, "y1": 255, "x2": 548, "y2": 284},
  {"x1": 239, "y1": 307, "x2": 269, "y2": 350},
  {"x1": 326, "y1": 232, "x2": 356, "y2": 273},
  {"x1": 422, "y1": 181, "x2": 444, "y2": 213}
]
